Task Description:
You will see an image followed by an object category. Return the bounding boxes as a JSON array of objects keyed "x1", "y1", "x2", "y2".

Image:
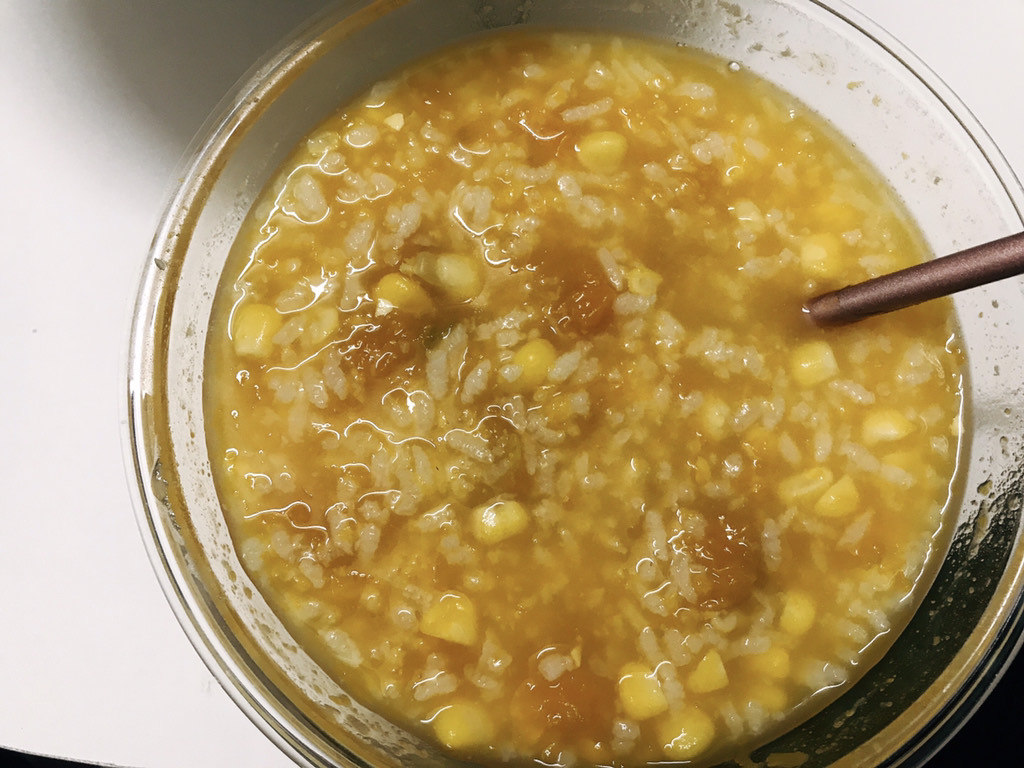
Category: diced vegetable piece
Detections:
[
  {"x1": 577, "y1": 130, "x2": 628, "y2": 173},
  {"x1": 732, "y1": 199, "x2": 766, "y2": 234},
  {"x1": 657, "y1": 706, "x2": 716, "y2": 761},
  {"x1": 544, "y1": 260, "x2": 617, "y2": 338},
  {"x1": 383, "y1": 112, "x2": 405, "y2": 130},
  {"x1": 800, "y1": 233, "x2": 842, "y2": 278},
  {"x1": 778, "y1": 466, "x2": 835, "y2": 506},
  {"x1": 699, "y1": 396, "x2": 730, "y2": 441},
  {"x1": 471, "y1": 499, "x2": 529, "y2": 544},
  {"x1": 813, "y1": 200, "x2": 860, "y2": 230},
  {"x1": 790, "y1": 340, "x2": 839, "y2": 387},
  {"x1": 687, "y1": 649, "x2": 729, "y2": 693},
  {"x1": 403, "y1": 252, "x2": 483, "y2": 302},
  {"x1": 431, "y1": 702, "x2": 495, "y2": 751},
  {"x1": 862, "y1": 408, "x2": 915, "y2": 445},
  {"x1": 233, "y1": 303, "x2": 282, "y2": 357},
  {"x1": 372, "y1": 273, "x2": 433, "y2": 315},
  {"x1": 814, "y1": 474, "x2": 860, "y2": 518},
  {"x1": 780, "y1": 591, "x2": 816, "y2": 635},
  {"x1": 750, "y1": 683, "x2": 788, "y2": 713},
  {"x1": 420, "y1": 593, "x2": 478, "y2": 646},
  {"x1": 626, "y1": 265, "x2": 662, "y2": 297},
  {"x1": 745, "y1": 647, "x2": 791, "y2": 680},
  {"x1": 512, "y1": 339, "x2": 558, "y2": 389},
  {"x1": 617, "y1": 662, "x2": 669, "y2": 720},
  {"x1": 434, "y1": 253, "x2": 483, "y2": 301}
]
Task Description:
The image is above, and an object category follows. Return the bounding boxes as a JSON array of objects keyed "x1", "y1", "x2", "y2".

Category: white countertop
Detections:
[{"x1": 1, "y1": 1, "x2": 1021, "y2": 766}]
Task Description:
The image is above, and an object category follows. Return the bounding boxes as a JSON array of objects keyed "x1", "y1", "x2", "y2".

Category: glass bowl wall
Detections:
[{"x1": 126, "y1": 1, "x2": 1024, "y2": 766}]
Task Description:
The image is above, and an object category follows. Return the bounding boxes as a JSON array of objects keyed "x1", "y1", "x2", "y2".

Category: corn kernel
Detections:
[
  {"x1": 881, "y1": 450, "x2": 918, "y2": 473},
  {"x1": 383, "y1": 112, "x2": 405, "y2": 131},
  {"x1": 657, "y1": 706, "x2": 716, "y2": 761},
  {"x1": 420, "y1": 592, "x2": 478, "y2": 646},
  {"x1": 306, "y1": 304, "x2": 340, "y2": 346},
  {"x1": 814, "y1": 474, "x2": 860, "y2": 518},
  {"x1": 699, "y1": 396, "x2": 730, "y2": 441},
  {"x1": 372, "y1": 272, "x2": 433, "y2": 316},
  {"x1": 750, "y1": 683, "x2": 788, "y2": 713},
  {"x1": 862, "y1": 408, "x2": 915, "y2": 445},
  {"x1": 687, "y1": 648, "x2": 729, "y2": 693},
  {"x1": 233, "y1": 302, "x2": 282, "y2": 357},
  {"x1": 434, "y1": 253, "x2": 483, "y2": 301},
  {"x1": 732, "y1": 199, "x2": 766, "y2": 235},
  {"x1": 471, "y1": 499, "x2": 529, "y2": 544},
  {"x1": 742, "y1": 425, "x2": 772, "y2": 459},
  {"x1": 800, "y1": 233, "x2": 843, "y2": 278},
  {"x1": 780, "y1": 591, "x2": 816, "y2": 635},
  {"x1": 813, "y1": 201, "x2": 860, "y2": 230},
  {"x1": 431, "y1": 702, "x2": 495, "y2": 751},
  {"x1": 626, "y1": 265, "x2": 663, "y2": 297},
  {"x1": 618, "y1": 662, "x2": 669, "y2": 720},
  {"x1": 790, "y1": 340, "x2": 839, "y2": 387},
  {"x1": 577, "y1": 130, "x2": 628, "y2": 173},
  {"x1": 745, "y1": 647, "x2": 790, "y2": 680},
  {"x1": 778, "y1": 466, "x2": 835, "y2": 506},
  {"x1": 512, "y1": 338, "x2": 557, "y2": 390}
]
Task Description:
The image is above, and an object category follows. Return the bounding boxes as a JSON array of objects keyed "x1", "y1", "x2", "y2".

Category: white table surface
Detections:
[{"x1": 1, "y1": 1, "x2": 1021, "y2": 766}]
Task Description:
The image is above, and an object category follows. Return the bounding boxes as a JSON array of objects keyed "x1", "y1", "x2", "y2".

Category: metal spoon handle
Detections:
[{"x1": 805, "y1": 230, "x2": 1024, "y2": 327}]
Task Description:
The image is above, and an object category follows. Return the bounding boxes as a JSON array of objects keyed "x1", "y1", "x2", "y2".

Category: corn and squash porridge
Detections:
[{"x1": 205, "y1": 31, "x2": 963, "y2": 766}]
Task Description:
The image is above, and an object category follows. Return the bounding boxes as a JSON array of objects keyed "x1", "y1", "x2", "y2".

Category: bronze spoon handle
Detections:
[{"x1": 805, "y1": 230, "x2": 1024, "y2": 327}]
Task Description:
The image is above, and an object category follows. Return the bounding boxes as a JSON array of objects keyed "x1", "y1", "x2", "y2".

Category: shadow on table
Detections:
[{"x1": 66, "y1": 0, "x2": 332, "y2": 150}]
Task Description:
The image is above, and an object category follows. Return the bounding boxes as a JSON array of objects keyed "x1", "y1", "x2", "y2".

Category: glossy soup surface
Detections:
[{"x1": 205, "y1": 31, "x2": 962, "y2": 766}]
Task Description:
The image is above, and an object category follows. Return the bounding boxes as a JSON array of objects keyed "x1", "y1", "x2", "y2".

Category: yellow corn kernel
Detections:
[
  {"x1": 371, "y1": 273, "x2": 433, "y2": 315},
  {"x1": 742, "y1": 425, "x2": 773, "y2": 459},
  {"x1": 699, "y1": 396, "x2": 730, "y2": 441},
  {"x1": 577, "y1": 130, "x2": 628, "y2": 173},
  {"x1": 687, "y1": 648, "x2": 729, "y2": 693},
  {"x1": 814, "y1": 474, "x2": 860, "y2": 518},
  {"x1": 657, "y1": 706, "x2": 716, "y2": 761},
  {"x1": 431, "y1": 702, "x2": 495, "y2": 751},
  {"x1": 862, "y1": 408, "x2": 915, "y2": 445},
  {"x1": 732, "y1": 199, "x2": 766, "y2": 235},
  {"x1": 780, "y1": 591, "x2": 816, "y2": 636},
  {"x1": 799, "y1": 233, "x2": 843, "y2": 278},
  {"x1": 512, "y1": 338, "x2": 558, "y2": 390},
  {"x1": 383, "y1": 112, "x2": 405, "y2": 131},
  {"x1": 626, "y1": 265, "x2": 663, "y2": 297},
  {"x1": 306, "y1": 304, "x2": 340, "y2": 346},
  {"x1": 618, "y1": 662, "x2": 669, "y2": 721},
  {"x1": 813, "y1": 201, "x2": 860, "y2": 230},
  {"x1": 544, "y1": 392, "x2": 577, "y2": 425},
  {"x1": 471, "y1": 499, "x2": 529, "y2": 544},
  {"x1": 434, "y1": 253, "x2": 483, "y2": 301},
  {"x1": 882, "y1": 450, "x2": 920, "y2": 474},
  {"x1": 233, "y1": 302, "x2": 282, "y2": 357},
  {"x1": 778, "y1": 466, "x2": 835, "y2": 506},
  {"x1": 420, "y1": 593, "x2": 478, "y2": 646},
  {"x1": 790, "y1": 340, "x2": 839, "y2": 387},
  {"x1": 750, "y1": 683, "x2": 788, "y2": 713},
  {"x1": 745, "y1": 647, "x2": 791, "y2": 680}
]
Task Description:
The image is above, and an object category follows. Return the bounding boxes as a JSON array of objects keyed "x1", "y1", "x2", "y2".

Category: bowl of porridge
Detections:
[{"x1": 126, "y1": 1, "x2": 1024, "y2": 766}]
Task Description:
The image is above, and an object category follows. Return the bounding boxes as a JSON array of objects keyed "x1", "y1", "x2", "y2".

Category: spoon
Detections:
[{"x1": 804, "y1": 230, "x2": 1024, "y2": 327}]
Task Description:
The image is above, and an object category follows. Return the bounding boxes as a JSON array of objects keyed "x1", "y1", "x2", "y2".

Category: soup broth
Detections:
[{"x1": 205, "y1": 31, "x2": 962, "y2": 766}]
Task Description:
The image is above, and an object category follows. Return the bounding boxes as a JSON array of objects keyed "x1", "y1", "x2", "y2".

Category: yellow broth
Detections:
[{"x1": 205, "y1": 31, "x2": 962, "y2": 766}]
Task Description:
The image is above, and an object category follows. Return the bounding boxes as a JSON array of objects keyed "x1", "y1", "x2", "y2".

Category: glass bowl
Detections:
[{"x1": 125, "y1": 0, "x2": 1024, "y2": 766}]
